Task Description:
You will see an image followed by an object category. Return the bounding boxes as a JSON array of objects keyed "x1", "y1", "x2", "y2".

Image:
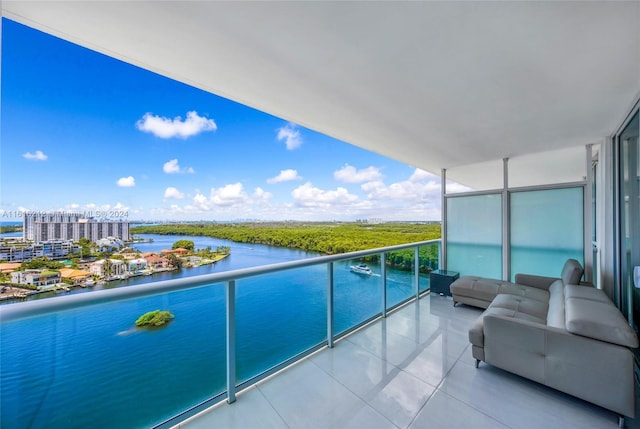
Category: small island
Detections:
[{"x1": 135, "y1": 310, "x2": 175, "y2": 328}]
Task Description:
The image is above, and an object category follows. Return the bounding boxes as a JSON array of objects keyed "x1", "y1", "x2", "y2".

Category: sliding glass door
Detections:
[{"x1": 619, "y1": 111, "x2": 639, "y2": 330}]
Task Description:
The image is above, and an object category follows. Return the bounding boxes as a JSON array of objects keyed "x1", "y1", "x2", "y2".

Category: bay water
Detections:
[{"x1": 1, "y1": 234, "x2": 429, "y2": 428}]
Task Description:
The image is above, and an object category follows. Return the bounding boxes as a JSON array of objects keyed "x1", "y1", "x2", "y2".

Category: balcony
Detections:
[
  {"x1": 2, "y1": 238, "x2": 638, "y2": 429},
  {"x1": 1, "y1": 3, "x2": 638, "y2": 428}
]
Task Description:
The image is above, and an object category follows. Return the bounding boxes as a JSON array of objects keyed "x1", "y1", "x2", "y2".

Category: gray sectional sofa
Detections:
[{"x1": 450, "y1": 259, "x2": 638, "y2": 426}]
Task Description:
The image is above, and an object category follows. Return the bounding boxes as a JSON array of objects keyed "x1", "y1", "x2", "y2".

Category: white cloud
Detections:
[
  {"x1": 334, "y1": 164, "x2": 382, "y2": 183},
  {"x1": 163, "y1": 159, "x2": 180, "y2": 174},
  {"x1": 58, "y1": 202, "x2": 130, "y2": 215},
  {"x1": 361, "y1": 168, "x2": 443, "y2": 202},
  {"x1": 210, "y1": 183, "x2": 249, "y2": 206},
  {"x1": 193, "y1": 192, "x2": 209, "y2": 210},
  {"x1": 253, "y1": 187, "x2": 273, "y2": 203},
  {"x1": 136, "y1": 110, "x2": 217, "y2": 139},
  {"x1": 164, "y1": 187, "x2": 185, "y2": 199},
  {"x1": 292, "y1": 182, "x2": 359, "y2": 208},
  {"x1": 267, "y1": 169, "x2": 302, "y2": 184},
  {"x1": 23, "y1": 150, "x2": 48, "y2": 161},
  {"x1": 116, "y1": 176, "x2": 136, "y2": 187},
  {"x1": 163, "y1": 159, "x2": 195, "y2": 174},
  {"x1": 276, "y1": 123, "x2": 302, "y2": 150}
]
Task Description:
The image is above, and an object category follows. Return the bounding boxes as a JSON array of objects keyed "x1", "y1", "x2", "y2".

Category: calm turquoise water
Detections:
[{"x1": 1, "y1": 234, "x2": 431, "y2": 429}]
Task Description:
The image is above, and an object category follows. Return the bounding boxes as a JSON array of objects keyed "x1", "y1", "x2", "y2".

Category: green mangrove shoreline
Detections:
[{"x1": 131, "y1": 222, "x2": 442, "y2": 273}]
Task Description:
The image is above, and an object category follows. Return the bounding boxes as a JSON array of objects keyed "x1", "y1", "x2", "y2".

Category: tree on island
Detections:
[
  {"x1": 216, "y1": 246, "x2": 231, "y2": 254},
  {"x1": 135, "y1": 310, "x2": 174, "y2": 327},
  {"x1": 172, "y1": 240, "x2": 195, "y2": 252},
  {"x1": 166, "y1": 252, "x2": 183, "y2": 269}
]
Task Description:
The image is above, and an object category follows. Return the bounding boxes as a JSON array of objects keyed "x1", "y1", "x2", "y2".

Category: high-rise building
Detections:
[{"x1": 23, "y1": 213, "x2": 130, "y2": 243}]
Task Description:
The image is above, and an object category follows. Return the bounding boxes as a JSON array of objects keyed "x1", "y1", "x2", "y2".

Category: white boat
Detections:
[{"x1": 350, "y1": 263, "x2": 373, "y2": 275}]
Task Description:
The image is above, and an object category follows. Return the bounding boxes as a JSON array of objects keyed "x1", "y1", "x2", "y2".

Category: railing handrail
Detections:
[{"x1": 0, "y1": 239, "x2": 440, "y2": 323}]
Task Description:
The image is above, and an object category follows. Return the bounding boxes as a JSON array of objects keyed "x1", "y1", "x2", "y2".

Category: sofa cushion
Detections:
[
  {"x1": 498, "y1": 283, "x2": 550, "y2": 303},
  {"x1": 490, "y1": 294, "x2": 548, "y2": 321},
  {"x1": 468, "y1": 294, "x2": 548, "y2": 348},
  {"x1": 565, "y1": 294, "x2": 638, "y2": 348},
  {"x1": 560, "y1": 259, "x2": 584, "y2": 285},
  {"x1": 564, "y1": 284, "x2": 611, "y2": 303},
  {"x1": 451, "y1": 276, "x2": 504, "y2": 303}
]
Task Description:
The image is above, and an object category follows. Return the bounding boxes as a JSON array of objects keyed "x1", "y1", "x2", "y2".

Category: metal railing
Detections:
[{"x1": 0, "y1": 239, "x2": 441, "y2": 429}]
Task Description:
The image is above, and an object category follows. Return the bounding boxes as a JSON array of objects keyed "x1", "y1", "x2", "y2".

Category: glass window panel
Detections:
[
  {"x1": 446, "y1": 194, "x2": 502, "y2": 278},
  {"x1": 510, "y1": 187, "x2": 584, "y2": 281},
  {"x1": 619, "y1": 111, "x2": 640, "y2": 327}
]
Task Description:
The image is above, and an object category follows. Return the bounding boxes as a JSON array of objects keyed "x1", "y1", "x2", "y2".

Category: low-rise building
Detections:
[
  {"x1": 10, "y1": 269, "x2": 61, "y2": 287},
  {"x1": 127, "y1": 258, "x2": 147, "y2": 272},
  {"x1": 161, "y1": 248, "x2": 189, "y2": 256},
  {"x1": 59, "y1": 268, "x2": 92, "y2": 284},
  {"x1": 0, "y1": 239, "x2": 78, "y2": 262},
  {"x1": 89, "y1": 259, "x2": 126, "y2": 278},
  {"x1": 96, "y1": 236, "x2": 125, "y2": 251},
  {"x1": 143, "y1": 255, "x2": 170, "y2": 269},
  {"x1": 119, "y1": 252, "x2": 141, "y2": 260}
]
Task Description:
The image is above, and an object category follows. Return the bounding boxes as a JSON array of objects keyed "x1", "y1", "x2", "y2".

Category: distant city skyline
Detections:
[{"x1": 1, "y1": 19, "x2": 469, "y2": 223}]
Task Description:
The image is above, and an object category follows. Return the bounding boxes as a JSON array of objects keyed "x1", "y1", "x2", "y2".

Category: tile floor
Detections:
[{"x1": 175, "y1": 294, "x2": 639, "y2": 429}]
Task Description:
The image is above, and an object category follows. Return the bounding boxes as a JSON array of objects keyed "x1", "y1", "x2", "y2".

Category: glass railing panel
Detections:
[
  {"x1": 235, "y1": 266, "x2": 327, "y2": 384},
  {"x1": 386, "y1": 250, "x2": 415, "y2": 309},
  {"x1": 418, "y1": 243, "x2": 440, "y2": 293},
  {"x1": 334, "y1": 259, "x2": 383, "y2": 335},
  {"x1": 0, "y1": 285, "x2": 227, "y2": 429}
]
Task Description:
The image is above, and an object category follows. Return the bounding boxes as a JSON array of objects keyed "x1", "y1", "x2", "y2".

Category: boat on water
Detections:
[{"x1": 350, "y1": 263, "x2": 373, "y2": 275}]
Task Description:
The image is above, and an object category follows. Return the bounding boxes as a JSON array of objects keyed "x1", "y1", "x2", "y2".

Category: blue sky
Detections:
[{"x1": 1, "y1": 18, "x2": 459, "y2": 222}]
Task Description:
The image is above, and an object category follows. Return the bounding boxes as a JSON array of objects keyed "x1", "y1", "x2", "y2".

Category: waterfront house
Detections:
[
  {"x1": 1, "y1": 2, "x2": 638, "y2": 429},
  {"x1": 89, "y1": 259, "x2": 126, "y2": 278},
  {"x1": 96, "y1": 236, "x2": 125, "y2": 252},
  {"x1": 58, "y1": 268, "x2": 92, "y2": 285},
  {"x1": 10, "y1": 269, "x2": 61, "y2": 287},
  {"x1": 127, "y1": 258, "x2": 148, "y2": 272},
  {"x1": 161, "y1": 248, "x2": 189, "y2": 256},
  {"x1": 119, "y1": 251, "x2": 142, "y2": 260},
  {"x1": 143, "y1": 255, "x2": 170, "y2": 270}
]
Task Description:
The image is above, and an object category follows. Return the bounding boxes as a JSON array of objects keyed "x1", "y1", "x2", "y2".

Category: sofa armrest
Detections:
[
  {"x1": 483, "y1": 314, "x2": 553, "y2": 384},
  {"x1": 514, "y1": 273, "x2": 558, "y2": 290},
  {"x1": 482, "y1": 314, "x2": 636, "y2": 417}
]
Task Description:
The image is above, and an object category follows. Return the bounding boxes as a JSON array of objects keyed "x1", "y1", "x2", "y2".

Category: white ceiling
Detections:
[{"x1": 2, "y1": 1, "x2": 639, "y2": 185}]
